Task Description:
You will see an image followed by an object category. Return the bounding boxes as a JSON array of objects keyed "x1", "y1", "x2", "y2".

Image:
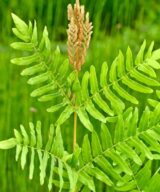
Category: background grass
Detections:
[{"x1": 0, "y1": 0, "x2": 160, "y2": 191}]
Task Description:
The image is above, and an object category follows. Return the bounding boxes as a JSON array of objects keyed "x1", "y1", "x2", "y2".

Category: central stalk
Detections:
[{"x1": 73, "y1": 110, "x2": 77, "y2": 150}]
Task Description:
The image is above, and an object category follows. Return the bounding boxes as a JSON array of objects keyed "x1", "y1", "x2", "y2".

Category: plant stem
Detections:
[
  {"x1": 73, "y1": 111, "x2": 77, "y2": 151},
  {"x1": 73, "y1": 71, "x2": 78, "y2": 151}
]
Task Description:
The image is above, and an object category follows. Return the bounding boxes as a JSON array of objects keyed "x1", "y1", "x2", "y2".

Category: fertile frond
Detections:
[
  {"x1": 10, "y1": 14, "x2": 75, "y2": 126},
  {"x1": 71, "y1": 104, "x2": 160, "y2": 191},
  {"x1": 67, "y1": 0, "x2": 93, "y2": 71},
  {"x1": 76, "y1": 41, "x2": 160, "y2": 130}
]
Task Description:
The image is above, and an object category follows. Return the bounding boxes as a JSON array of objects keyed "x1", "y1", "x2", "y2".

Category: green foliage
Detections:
[
  {"x1": 72, "y1": 104, "x2": 160, "y2": 192},
  {"x1": 77, "y1": 40, "x2": 160, "y2": 129},
  {"x1": 9, "y1": 14, "x2": 160, "y2": 131},
  {"x1": 0, "y1": 121, "x2": 67, "y2": 191},
  {"x1": 0, "y1": 13, "x2": 160, "y2": 192},
  {"x1": 1, "y1": 105, "x2": 160, "y2": 191},
  {"x1": 10, "y1": 13, "x2": 75, "y2": 128}
]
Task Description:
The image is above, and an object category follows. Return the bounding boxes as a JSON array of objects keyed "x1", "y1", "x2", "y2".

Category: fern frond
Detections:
[
  {"x1": 72, "y1": 104, "x2": 160, "y2": 191},
  {"x1": 1, "y1": 105, "x2": 160, "y2": 191},
  {"x1": 0, "y1": 121, "x2": 75, "y2": 191},
  {"x1": 76, "y1": 41, "x2": 160, "y2": 129},
  {"x1": 10, "y1": 14, "x2": 75, "y2": 126}
]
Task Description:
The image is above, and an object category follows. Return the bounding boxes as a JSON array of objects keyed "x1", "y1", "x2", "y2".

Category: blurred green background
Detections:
[{"x1": 0, "y1": 0, "x2": 160, "y2": 191}]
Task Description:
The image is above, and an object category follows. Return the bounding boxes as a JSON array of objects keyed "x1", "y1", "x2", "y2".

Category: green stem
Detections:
[
  {"x1": 73, "y1": 111, "x2": 77, "y2": 151},
  {"x1": 73, "y1": 70, "x2": 79, "y2": 151}
]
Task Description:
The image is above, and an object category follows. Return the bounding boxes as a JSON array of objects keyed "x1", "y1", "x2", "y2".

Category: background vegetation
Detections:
[{"x1": 0, "y1": 0, "x2": 160, "y2": 191}]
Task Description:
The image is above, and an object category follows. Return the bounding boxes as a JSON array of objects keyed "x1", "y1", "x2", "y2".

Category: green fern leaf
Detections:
[
  {"x1": 75, "y1": 104, "x2": 160, "y2": 191},
  {"x1": 0, "y1": 122, "x2": 72, "y2": 191},
  {"x1": 11, "y1": 14, "x2": 75, "y2": 128},
  {"x1": 77, "y1": 41, "x2": 160, "y2": 129},
  {"x1": 1, "y1": 105, "x2": 160, "y2": 191}
]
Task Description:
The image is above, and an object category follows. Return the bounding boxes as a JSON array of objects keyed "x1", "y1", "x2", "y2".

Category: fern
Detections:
[
  {"x1": 10, "y1": 13, "x2": 160, "y2": 132},
  {"x1": 0, "y1": 0, "x2": 160, "y2": 191},
  {"x1": 10, "y1": 13, "x2": 75, "y2": 127},
  {"x1": 74, "y1": 104, "x2": 160, "y2": 191},
  {"x1": 76, "y1": 41, "x2": 160, "y2": 130},
  {"x1": 0, "y1": 121, "x2": 68, "y2": 191},
  {"x1": 1, "y1": 105, "x2": 160, "y2": 191},
  {"x1": 54, "y1": 104, "x2": 160, "y2": 191}
]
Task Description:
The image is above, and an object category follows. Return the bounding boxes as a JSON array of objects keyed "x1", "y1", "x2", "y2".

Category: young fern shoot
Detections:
[{"x1": 67, "y1": 0, "x2": 93, "y2": 150}]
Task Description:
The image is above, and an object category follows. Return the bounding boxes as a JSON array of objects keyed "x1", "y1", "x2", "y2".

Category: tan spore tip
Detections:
[{"x1": 67, "y1": 0, "x2": 93, "y2": 71}]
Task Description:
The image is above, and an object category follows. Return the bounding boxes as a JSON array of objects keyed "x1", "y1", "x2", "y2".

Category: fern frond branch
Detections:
[
  {"x1": 11, "y1": 14, "x2": 76, "y2": 115},
  {"x1": 31, "y1": 42, "x2": 72, "y2": 106},
  {"x1": 77, "y1": 123, "x2": 160, "y2": 174},
  {"x1": 79, "y1": 58, "x2": 158, "y2": 109}
]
